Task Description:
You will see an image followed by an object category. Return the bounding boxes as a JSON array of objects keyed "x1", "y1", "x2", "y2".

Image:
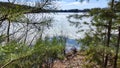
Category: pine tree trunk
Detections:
[
  {"x1": 104, "y1": 0, "x2": 114, "y2": 68},
  {"x1": 24, "y1": 23, "x2": 29, "y2": 44},
  {"x1": 113, "y1": 27, "x2": 120, "y2": 68},
  {"x1": 7, "y1": 20, "x2": 10, "y2": 43}
]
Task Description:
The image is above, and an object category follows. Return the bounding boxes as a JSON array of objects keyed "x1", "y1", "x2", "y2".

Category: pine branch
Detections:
[{"x1": 1, "y1": 54, "x2": 32, "y2": 68}]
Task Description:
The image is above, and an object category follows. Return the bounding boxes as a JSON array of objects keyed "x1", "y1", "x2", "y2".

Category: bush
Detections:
[{"x1": 0, "y1": 37, "x2": 64, "y2": 68}]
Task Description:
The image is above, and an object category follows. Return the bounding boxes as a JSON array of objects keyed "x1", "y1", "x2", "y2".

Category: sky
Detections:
[
  {"x1": 0, "y1": 0, "x2": 109, "y2": 39},
  {"x1": 55, "y1": 0, "x2": 109, "y2": 9}
]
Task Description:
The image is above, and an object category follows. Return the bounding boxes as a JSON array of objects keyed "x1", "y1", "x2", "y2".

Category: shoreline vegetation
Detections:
[{"x1": 0, "y1": 1, "x2": 90, "y2": 13}]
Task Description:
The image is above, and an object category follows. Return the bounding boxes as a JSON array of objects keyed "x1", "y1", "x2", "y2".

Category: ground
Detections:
[{"x1": 53, "y1": 52, "x2": 86, "y2": 68}]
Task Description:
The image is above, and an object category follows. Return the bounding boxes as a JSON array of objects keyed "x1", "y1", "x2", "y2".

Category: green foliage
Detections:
[
  {"x1": 0, "y1": 1, "x2": 65, "y2": 68},
  {"x1": 0, "y1": 35, "x2": 6, "y2": 43},
  {"x1": 82, "y1": 45, "x2": 115, "y2": 68},
  {"x1": 0, "y1": 41, "x2": 32, "y2": 67},
  {"x1": 68, "y1": 0, "x2": 120, "y2": 67},
  {"x1": 32, "y1": 37, "x2": 64, "y2": 67},
  {"x1": 0, "y1": 2, "x2": 32, "y2": 23},
  {"x1": 0, "y1": 37, "x2": 64, "y2": 68}
]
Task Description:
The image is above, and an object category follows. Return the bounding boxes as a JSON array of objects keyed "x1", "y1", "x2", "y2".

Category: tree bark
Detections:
[
  {"x1": 113, "y1": 27, "x2": 120, "y2": 68},
  {"x1": 6, "y1": 20, "x2": 10, "y2": 43},
  {"x1": 104, "y1": 0, "x2": 114, "y2": 68},
  {"x1": 24, "y1": 23, "x2": 28, "y2": 44}
]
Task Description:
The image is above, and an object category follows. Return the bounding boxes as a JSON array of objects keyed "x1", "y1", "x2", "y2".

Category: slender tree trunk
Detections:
[
  {"x1": 102, "y1": 28, "x2": 107, "y2": 67},
  {"x1": 104, "y1": 21, "x2": 112, "y2": 68},
  {"x1": 7, "y1": 20, "x2": 10, "y2": 43},
  {"x1": 24, "y1": 23, "x2": 28, "y2": 44},
  {"x1": 113, "y1": 27, "x2": 120, "y2": 68},
  {"x1": 40, "y1": 26, "x2": 44, "y2": 39},
  {"x1": 104, "y1": 0, "x2": 114, "y2": 68}
]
